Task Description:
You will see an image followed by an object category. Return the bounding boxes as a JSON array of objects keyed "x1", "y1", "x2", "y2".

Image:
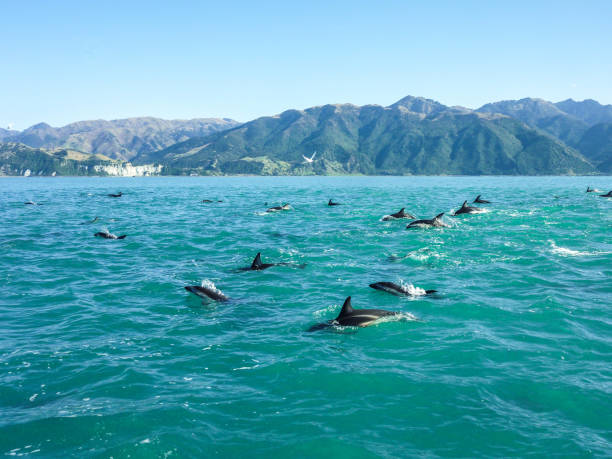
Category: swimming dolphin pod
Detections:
[
  {"x1": 453, "y1": 201, "x2": 483, "y2": 215},
  {"x1": 94, "y1": 231, "x2": 126, "y2": 240},
  {"x1": 266, "y1": 203, "x2": 291, "y2": 212},
  {"x1": 406, "y1": 213, "x2": 447, "y2": 228},
  {"x1": 382, "y1": 208, "x2": 415, "y2": 221},
  {"x1": 473, "y1": 195, "x2": 491, "y2": 204},
  {"x1": 308, "y1": 296, "x2": 398, "y2": 331},
  {"x1": 184, "y1": 285, "x2": 229, "y2": 302},
  {"x1": 369, "y1": 281, "x2": 437, "y2": 296}
]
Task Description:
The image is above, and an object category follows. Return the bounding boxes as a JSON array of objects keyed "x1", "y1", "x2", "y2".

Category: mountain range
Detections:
[
  {"x1": 0, "y1": 117, "x2": 239, "y2": 161},
  {"x1": 2, "y1": 96, "x2": 611, "y2": 176}
]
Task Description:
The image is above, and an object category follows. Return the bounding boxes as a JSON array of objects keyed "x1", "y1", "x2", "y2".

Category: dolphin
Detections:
[
  {"x1": 406, "y1": 212, "x2": 448, "y2": 228},
  {"x1": 266, "y1": 203, "x2": 291, "y2": 212},
  {"x1": 202, "y1": 199, "x2": 214, "y2": 203},
  {"x1": 246, "y1": 252, "x2": 275, "y2": 270},
  {"x1": 94, "y1": 231, "x2": 126, "y2": 240},
  {"x1": 453, "y1": 201, "x2": 483, "y2": 215},
  {"x1": 328, "y1": 199, "x2": 341, "y2": 206},
  {"x1": 382, "y1": 208, "x2": 415, "y2": 221},
  {"x1": 600, "y1": 190, "x2": 612, "y2": 197},
  {"x1": 237, "y1": 252, "x2": 304, "y2": 271},
  {"x1": 369, "y1": 282, "x2": 437, "y2": 296},
  {"x1": 108, "y1": 192, "x2": 122, "y2": 198},
  {"x1": 473, "y1": 195, "x2": 491, "y2": 204},
  {"x1": 586, "y1": 187, "x2": 595, "y2": 193},
  {"x1": 184, "y1": 285, "x2": 229, "y2": 302},
  {"x1": 308, "y1": 296, "x2": 398, "y2": 331},
  {"x1": 24, "y1": 201, "x2": 39, "y2": 205}
]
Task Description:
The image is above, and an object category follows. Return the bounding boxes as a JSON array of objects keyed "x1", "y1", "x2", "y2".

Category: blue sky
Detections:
[{"x1": 1, "y1": 0, "x2": 611, "y2": 129}]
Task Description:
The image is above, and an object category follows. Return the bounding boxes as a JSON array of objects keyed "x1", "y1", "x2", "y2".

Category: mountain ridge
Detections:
[
  {"x1": 476, "y1": 97, "x2": 612, "y2": 170},
  {"x1": 135, "y1": 97, "x2": 595, "y2": 175},
  {"x1": 2, "y1": 96, "x2": 611, "y2": 176}
]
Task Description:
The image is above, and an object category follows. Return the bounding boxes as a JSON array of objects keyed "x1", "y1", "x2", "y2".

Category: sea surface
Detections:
[{"x1": 1, "y1": 176, "x2": 611, "y2": 457}]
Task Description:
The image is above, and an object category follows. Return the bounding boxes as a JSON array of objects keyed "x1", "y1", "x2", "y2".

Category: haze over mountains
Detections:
[{"x1": 2, "y1": 96, "x2": 611, "y2": 176}]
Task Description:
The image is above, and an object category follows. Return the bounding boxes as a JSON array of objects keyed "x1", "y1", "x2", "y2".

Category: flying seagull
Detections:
[{"x1": 302, "y1": 151, "x2": 317, "y2": 163}]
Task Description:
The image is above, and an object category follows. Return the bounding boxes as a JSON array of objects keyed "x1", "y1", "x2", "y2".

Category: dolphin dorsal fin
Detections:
[
  {"x1": 398, "y1": 208, "x2": 405, "y2": 215},
  {"x1": 462, "y1": 200, "x2": 468, "y2": 207},
  {"x1": 329, "y1": 199, "x2": 333, "y2": 205},
  {"x1": 476, "y1": 195, "x2": 481, "y2": 200},
  {"x1": 435, "y1": 212, "x2": 444, "y2": 219},
  {"x1": 338, "y1": 296, "x2": 353, "y2": 318},
  {"x1": 251, "y1": 252, "x2": 263, "y2": 269}
]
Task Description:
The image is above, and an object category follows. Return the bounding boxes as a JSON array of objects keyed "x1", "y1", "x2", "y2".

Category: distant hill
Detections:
[
  {"x1": 1, "y1": 117, "x2": 240, "y2": 161},
  {"x1": 3, "y1": 95, "x2": 612, "y2": 176},
  {"x1": 555, "y1": 99, "x2": 612, "y2": 125},
  {"x1": 477, "y1": 97, "x2": 612, "y2": 171},
  {"x1": 0, "y1": 143, "x2": 113, "y2": 176},
  {"x1": 577, "y1": 123, "x2": 612, "y2": 172},
  {"x1": 0, "y1": 143, "x2": 163, "y2": 176},
  {"x1": 477, "y1": 98, "x2": 589, "y2": 147},
  {"x1": 139, "y1": 97, "x2": 594, "y2": 175},
  {"x1": 0, "y1": 127, "x2": 19, "y2": 141}
]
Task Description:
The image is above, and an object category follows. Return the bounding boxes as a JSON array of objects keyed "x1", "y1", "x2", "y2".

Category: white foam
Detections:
[
  {"x1": 548, "y1": 240, "x2": 599, "y2": 257},
  {"x1": 233, "y1": 365, "x2": 260, "y2": 371},
  {"x1": 408, "y1": 252, "x2": 432, "y2": 262},
  {"x1": 392, "y1": 312, "x2": 418, "y2": 321},
  {"x1": 398, "y1": 278, "x2": 433, "y2": 296},
  {"x1": 313, "y1": 304, "x2": 340, "y2": 319},
  {"x1": 200, "y1": 279, "x2": 223, "y2": 295},
  {"x1": 375, "y1": 312, "x2": 418, "y2": 324},
  {"x1": 398, "y1": 280, "x2": 428, "y2": 296},
  {"x1": 406, "y1": 247, "x2": 441, "y2": 262}
]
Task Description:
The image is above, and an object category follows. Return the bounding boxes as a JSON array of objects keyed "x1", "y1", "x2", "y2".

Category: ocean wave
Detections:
[
  {"x1": 397, "y1": 279, "x2": 428, "y2": 296},
  {"x1": 200, "y1": 279, "x2": 224, "y2": 295}
]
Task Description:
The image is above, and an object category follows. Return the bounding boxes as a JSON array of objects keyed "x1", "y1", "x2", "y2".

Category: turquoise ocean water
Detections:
[{"x1": 1, "y1": 176, "x2": 611, "y2": 457}]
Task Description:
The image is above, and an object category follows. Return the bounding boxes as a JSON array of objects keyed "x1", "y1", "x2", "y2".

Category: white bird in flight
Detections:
[{"x1": 302, "y1": 151, "x2": 317, "y2": 163}]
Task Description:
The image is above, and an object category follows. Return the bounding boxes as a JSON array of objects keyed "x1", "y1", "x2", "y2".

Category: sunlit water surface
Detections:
[{"x1": 1, "y1": 176, "x2": 611, "y2": 457}]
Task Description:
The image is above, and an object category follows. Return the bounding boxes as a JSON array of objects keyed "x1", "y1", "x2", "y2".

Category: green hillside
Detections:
[
  {"x1": 0, "y1": 143, "x2": 117, "y2": 176},
  {"x1": 139, "y1": 99, "x2": 594, "y2": 175}
]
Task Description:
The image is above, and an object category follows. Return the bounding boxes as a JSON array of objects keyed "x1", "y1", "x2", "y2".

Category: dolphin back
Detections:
[{"x1": 185, "y1": 285, "x2": 229, "y2": 302}]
